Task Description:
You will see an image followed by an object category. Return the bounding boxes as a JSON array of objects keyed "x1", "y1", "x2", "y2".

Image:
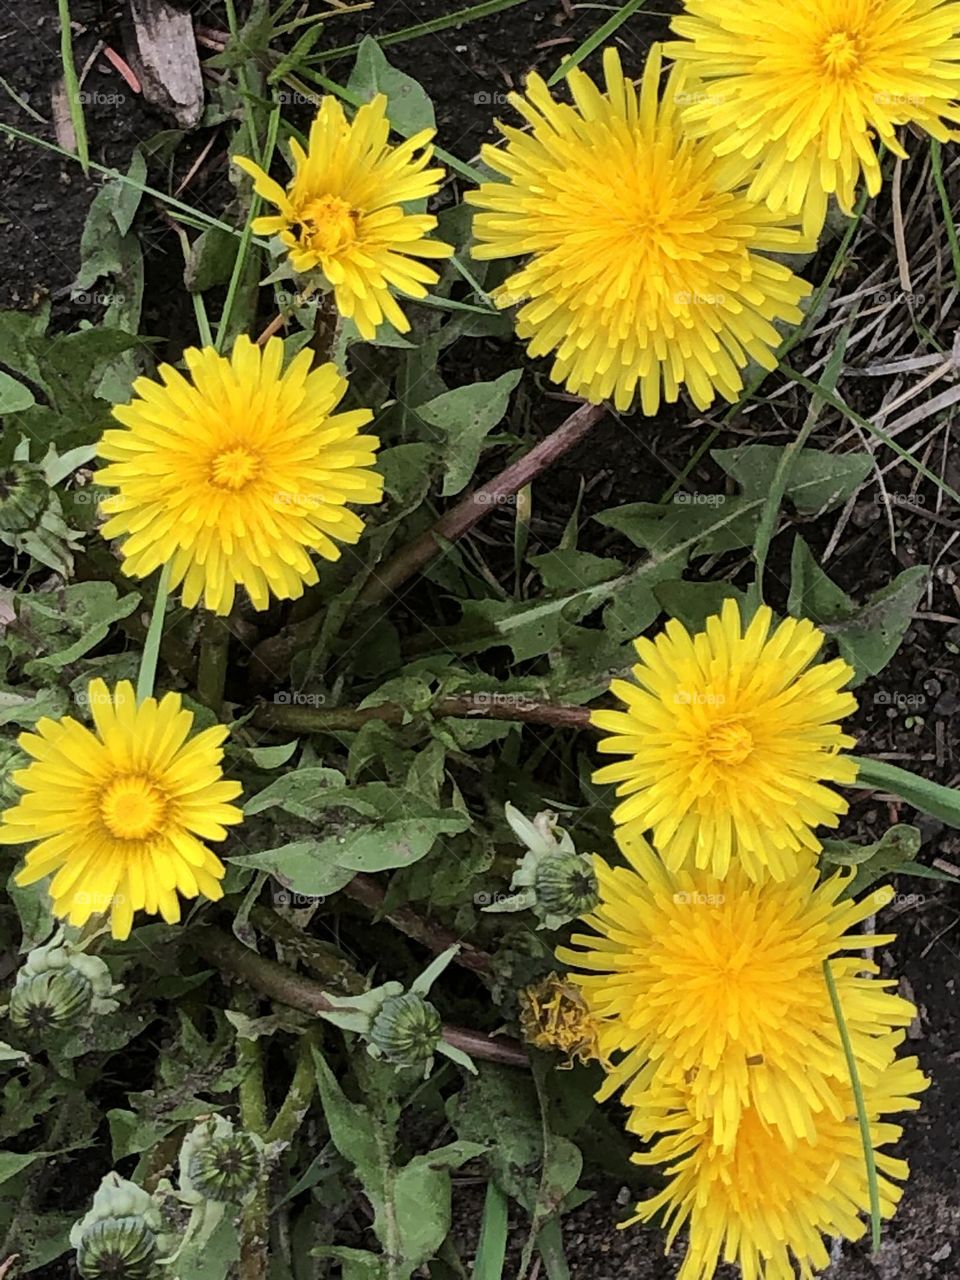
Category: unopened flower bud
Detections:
[
  {"x1": 70, "y1": 1174, "x2": 163, "y2": 1280},
  {"x1": 9, "y1": 967, "x2": 92, "y2": 1033},
  {"x1": 9, "y1": 935, "x2": 118, "y2": 1037},
  {"x1": 182, "y1": 1116, "x2": 262, "y2": 1203},
  {"x1": 369, "y1": 991, "x2": 442, "y2": 1067},
  {"x1": 534, "y1": 852, "x2": 598, "y2": 920},
  {"x1": 75, "y1": 1216, "x2": 159, "y2": 1280}
]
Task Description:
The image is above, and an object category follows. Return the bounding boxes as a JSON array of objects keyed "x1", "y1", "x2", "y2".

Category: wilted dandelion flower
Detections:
[
  {"x1": 517, "y1": 972, "x2": 604, "y2": 1066},
  {"x1": 592, "y1": 598, "x2": 858, "y2": 879},
  {"x1": 467, "y1": 45, "x2": 812, "y2": 414},
  {"x1": 0, "y1": 680, "x2": 243, "y2": 940},
  {"x1": 97, "y1": 336, "x2": 382, "y2": 616},
  {"x1": 559, "y1": 829, "x2": 916, "y2": 1149},
  {"x1": 625, "y1": 1043, "x2": 927, "y2": 1279},
  {"x1": 234, "y1": 95, "x2": 453, "y2": 338},
  {"x1": 667, "y1": 0, "x2": 960, "y2": 237}
]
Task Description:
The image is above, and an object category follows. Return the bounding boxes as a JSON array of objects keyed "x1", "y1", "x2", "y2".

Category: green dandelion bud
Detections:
[
  {"x1": 534, "y1": 852, "x2": 598, "y2": 920},
  {"x1": 75, "y1": 1216, "x2": 159, "y2": 1280},
  {"x1": 321, "y1": 946, "x2": 477, "y2": 1077},
  {"x1": 70, "y1": 1175, "x2": 164, "y2": 1280},
  {"x1": 9, "y1": 967, "x2": 93, "y2": 1033},
  {"x1": 482, "y1": 803, "x2": 599, "y2": 929},
  {"x1": 180, "y1": 1115, "x2": 262, "y2": 1204},
  {"x1": 9, "y1": 934, "x2": 119, "y2": 1037},
  {"x1": 369, "y1": 991, "x2": 442, "y2": 1067},
  {"x1": 0, "y1": 461, "x2": 47, "y2": 533}
]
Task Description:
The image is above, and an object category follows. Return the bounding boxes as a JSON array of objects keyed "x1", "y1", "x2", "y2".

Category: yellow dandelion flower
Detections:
[
  {"x1": 592, "y1": 598, "x2": 858, "y2": 880},
  {"x1": 466, "y1": 45, "x2": 813, "y2": 414},
  {"x1": 234, "y1": 95, "x2": 453, "y2": 338},
  {"x1": 666, "y1": 0, "x2": 960, "y2": 238},
  {"x1": 625, "y1": 1042, "x2": 928, "y2": 1280},
  {"x1": 96, "y1": 336, "x2": 383, "y2": 616},
  {"x1": 558, "y1": 829, "x2": 916, "y2": 1151},
  {"x1": 517, "y1": 972, "x2": 605, "y2": 1066},
  {"x1": 0, "y1": 680, "x2": 243, "y2": 941}
]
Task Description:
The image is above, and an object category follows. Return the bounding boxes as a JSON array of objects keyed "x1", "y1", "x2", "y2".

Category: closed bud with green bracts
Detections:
[
  {"x1": 369, "y1": 991, "x2": 443, "y2": 1067},
  {"x1": 483, "y1": 803, "x2": 600, "y2": 929},
  {"x1": 0, "y1": 461, "x2": 47, "y2": 533},
  {"x1": 9, "y1": 934, "x2": 119, "y2": 1037},
  {"x1": 75, "y1": 1215, "x2": 159, "y2": 1280},
  {"x1": 9, "y1": 967, "x2": 93, "y2": 1033},
  {"x1": 180, "y1": 1115, "x2": 262, "y2": 1204},
  {"x1": 70, "y1": 1174, "x2": 165, "y2": 1280},
  {"x1": 534, "y1": 852, "x2": 598, "y2": 921}
]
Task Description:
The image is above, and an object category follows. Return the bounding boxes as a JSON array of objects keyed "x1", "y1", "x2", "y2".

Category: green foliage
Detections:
[{"x1": 0, "y1": 15, "x2": 954, "y2": 1280}]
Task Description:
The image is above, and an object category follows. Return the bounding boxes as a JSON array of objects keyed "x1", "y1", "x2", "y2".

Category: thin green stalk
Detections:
[
  {"x1": 0, "y1": 74, "x2": 47, "y2": 125},
  {"x1": 57, "y1": 0, "x2": 88, "y2": 172},
  {"x1": 237, "y1": 1017, "x2": 271, "y2": 1280},
  {"x1": 136, "y1": 563, "x2": 172, "y2": 703},
  {"x1": 217, "y1": 105, "x2": 281, "y2": 350},
  {"x1": 308, "y1": 0, "x2": 533, "y2": 64},
  {"x1": 266, "y1": 1032, "x2": 319, "y2": 1145},
  {"x1": 930, "y1": 140, "x2": 960, "y2": 290},
  {"x1": 547, "y1": 0, "x2": 648, "y2": 87},
  {"x1": 822, "y1": 960, "x2": 881, "y2": 1251},
  {"x1": 171, "y1": 222, "x2": 214, "y2": 345},
  {"x1": 780, "y1": 361, "x2": 960, "y2": 506}
]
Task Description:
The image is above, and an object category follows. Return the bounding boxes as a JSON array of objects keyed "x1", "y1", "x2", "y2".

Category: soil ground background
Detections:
[{"x1": 1, "y1": 2, "x2": 959, "y2": 1278}]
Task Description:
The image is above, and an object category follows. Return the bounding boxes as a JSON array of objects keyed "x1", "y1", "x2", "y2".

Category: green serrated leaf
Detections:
[
  {"x1": 713, "y1": 444, "x2": 872, "y2": 515},
  {"x1": 417, "y1": 371, "x2": 522, "y2": 497}
]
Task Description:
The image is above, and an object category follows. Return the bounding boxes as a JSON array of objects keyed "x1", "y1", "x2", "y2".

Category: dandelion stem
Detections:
[
  {"x1": 136, "y1": 563, "x2": 172, "y2": 704},
  {"x1": 252, "y1": 694, "x2": 593, "y2": 734},
  {"x1": 356, "y1": 399, "x2": 607, "y2": 608},
  {"x1": 822, "y1": 959, "x2": 882, "y2": 1251}
]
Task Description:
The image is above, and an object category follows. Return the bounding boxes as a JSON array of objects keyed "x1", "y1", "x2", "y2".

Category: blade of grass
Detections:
[
  {"x1": 930, "y1": 140, "x2": 960, "y2": 290},
  {"x1": 748, "y1": 316, "x2": 854, "y2": 608},
  {"x1": 218, "y1": 104, "x2": 281, "y2": 349},
  {"x1": 57, "y1": 0, "x2": 89, "y2": 172},
  {"x1": 0, "y1": 74, "x2": 48, "y2": 125},
  {"x1": 822, "y1": 959, "x2": 882, "y2": 1252},
  {"x1": 473, "y1": 1182, "x2": 509, "y2": 1280},
  {"x1": 547, "y1": 0, "x2": 648, "y2": 87},
  {"x1": 779, "y1": 361, "x2": 960, "y2": 506},
  {"x1": 308, "y1": 0, "x2": 533, "y2": 64}
]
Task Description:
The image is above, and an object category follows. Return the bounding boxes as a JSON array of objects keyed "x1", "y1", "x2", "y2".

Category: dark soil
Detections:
[{"x1": 2, "y1": 1, "x2": 959, "y2": 1277}]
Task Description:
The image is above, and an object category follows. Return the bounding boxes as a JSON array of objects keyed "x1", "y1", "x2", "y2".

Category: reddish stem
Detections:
[{"x1": 357, "y1": 399, "x2": 607, "y2": 608}]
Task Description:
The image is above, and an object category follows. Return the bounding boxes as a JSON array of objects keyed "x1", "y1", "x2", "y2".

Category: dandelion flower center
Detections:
[
  {"x1": 297, "y1": 194, "x2": 359, "y2": 258},
  {"x1": 820, "y1": 29, "x2": 863, "y2": 76},
  {"x1": 703, "y1": 718, "x2": 753, "y2": 767},
  {"x1": 100, "y1": 775, "x2": 169, "y2": 841},
  {"x1": 210, "y1": 445, "x2": 262, "y2": 491}
]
